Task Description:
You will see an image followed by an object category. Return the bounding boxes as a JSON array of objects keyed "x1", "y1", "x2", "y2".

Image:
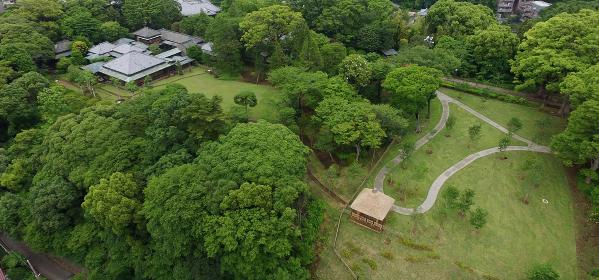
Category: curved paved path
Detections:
[
  {"x1": 373, "y1": 91, "x2": 552, "y2": 215},
  {"x1": 374, "y1": 92, "x2": 451, "y2": 192}
]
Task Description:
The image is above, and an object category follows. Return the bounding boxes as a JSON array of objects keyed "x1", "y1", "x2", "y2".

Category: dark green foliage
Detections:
[
  {"x1": 469, "y1": 207, "x2": 488, "y2": 229},
  {"x1": 179, "y1": 13, "x2": 213, "y2": 37},
  {"x1": 507, "y1": 117, "x2": 523, "y2": 134},
  {"x1": 457, "y1": 188, "x2": 475, "y2": 215},
  {"x1": 122, "y1": 0, "x2": 182, "y2": 29},
  {"x1": 442, "y1": 185, "x2": 460, "y2": 209},
  {"x1": 186, "y1": 45, "x2": 204, "y2": 63},
  {"x1": 205, "y1": 15, "x2": 244, "y2": 75},
  {"x1": 527, "y1": 263, "x2": 560, "y2": 280},
  {"x1": 393, "y1": 46, "x2": 461, "y2": 75}
]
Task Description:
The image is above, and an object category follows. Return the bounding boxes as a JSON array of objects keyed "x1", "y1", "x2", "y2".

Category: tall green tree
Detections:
[
  {"x1": 122, "y1": 0, "x2": 182, "y2": 29},
  {"x1": 552, "y1": 99, "x2": 599, "y2": 184},
  {"x1": 425, "y1": 0, "x2": 495, "y2": 38},
  {"x1": 382, "y1": 65, "x2": 442, "y2": 132},
  {"x1": 511, "y1": 10, "x2": 599, "y2": 105},
  {"x1": 82, "y1": 172, "x2": 143, "y2": 235},
  {"x1": 315, "y1": 96, "x2": 385, "y2": 160},
  {"x1": 466, "y1": 24, "x2": 519, "y2": 81},
  {"x1": 559, "y1": 64, "x2": 599, "y2": 112},
  {"x1": 339, "y1": 54, "x2": 372, "y2": 88},
  {"x1": 239, "y1": 5, "x2": 307, "y2": 50}
]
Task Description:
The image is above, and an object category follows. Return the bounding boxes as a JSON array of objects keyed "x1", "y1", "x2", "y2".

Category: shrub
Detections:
[
  {"x1": 380, "y1": 251, "x2": 394, "y2": 260},
  {"x1": 590, "y1": 268, "x2": 599, "y2": 277},
  {"x1": 405, "y1": 255, "x2": 426, "y2": 263},
  {"x1": 527, "y1": 263, "x2": 560, "y2": 280},
  {"x1": 398, "y1": 236, "x2": 434, "y2": 251},
  {"x1": 361, "y1": 258, "x2": 377, "y2": 270}
]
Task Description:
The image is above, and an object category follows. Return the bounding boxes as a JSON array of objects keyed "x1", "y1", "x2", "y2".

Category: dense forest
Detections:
[{"x1": 0, "y1": 0, "x2": 598, "y2": 279}]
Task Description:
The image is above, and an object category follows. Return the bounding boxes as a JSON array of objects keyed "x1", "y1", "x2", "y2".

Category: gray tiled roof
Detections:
[
  {"x1": 89, "y1": 42, "x2": 116, "y2": 55},
  {"x1": 54, "y1": 40, "x2": 72, "y2": 54},
  {"x1": 103, "y1": 51, "x2": 165, "y2": 75},
  {"x1": 155, "y1": 48, "x2": 182, "y2": 58},
  {"x1": 112, "y1": 44, "x2": 147, "y2": 54},
  {"x1": 177, "y1": 0, "x2": 221, "y2": 16},
  {"x1": 159, "y1": 29, "x2": 201, "y2": 44},
  {"x1": 81, "y1": 62, "x2": 106, "y2": 74},
  {"x1": 382, "y1": 49, "x2": 398, "y2": 56},
  {"x1": 133, "y1": 27, "x2": 161, "y2": 38},
  {"x1": 113, "y1": 38, "x2": 135, "y2": 45}
]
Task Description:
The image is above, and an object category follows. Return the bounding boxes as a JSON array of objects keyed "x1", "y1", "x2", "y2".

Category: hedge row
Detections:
[{"x1": 442, "y1": 81, "x2": 529, "y2": 106}]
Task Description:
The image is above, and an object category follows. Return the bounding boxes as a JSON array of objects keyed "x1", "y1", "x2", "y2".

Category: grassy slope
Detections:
[
  {"x1": 439, "y1": 88, "x2": 566, "y2": 146},
  {"x1": 385, "y1": 103, "x2": 525, "y2": 208},
  {"x1": 314, "y1": 89, "x2": 577, "y2": 279},
  {"x1": 153, "y1": 67, "x2": 282, "y2": 121},
  {"x1": 333, "y1": 152, "x2": 576, "y2": 279}
]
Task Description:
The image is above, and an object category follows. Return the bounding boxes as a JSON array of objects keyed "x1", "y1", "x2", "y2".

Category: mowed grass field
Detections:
[
  {"x1": 313, "y1": 88, "x2": 578, "y2": 279},
  {"x1": 153, "y1": 67, "x2": 282, "y2": 121},
  {"x1": 327, "y1": 152, "x2": 576, "y2": 280},
  {"x1": 439, "y1": 88, "x2": 566, "y2": 146},
  {"x1": 385, "y1": 103, "x2": 525, "y2": 208}
]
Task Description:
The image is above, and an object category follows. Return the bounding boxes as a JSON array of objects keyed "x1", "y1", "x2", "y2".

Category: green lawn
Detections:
[
  {"x1": 309, "y1": 98, "x2": 444, "y2": 202},
  {"x1": 329, "y1": 152, "x2": 576, "y2": 279},
  {"x1": 385, "y1": 103, "x2": 525, "y2": 208},
  {"x1": 439, "y1": 88, "x2": 566, "y2": 146},
  {"x1": 153, "y1": 67, "x2": 282, "y2": 122},
  {"x1": 313, "y1": 90, "x2": 579, "y2": 279}
]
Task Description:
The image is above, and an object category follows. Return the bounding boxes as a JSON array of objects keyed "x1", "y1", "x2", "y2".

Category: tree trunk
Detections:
[
  {"x1": 586, "y1": 158, "x2": 599, "y2": 184},
  {"x1": 415, "y1": 112, "x2": 421, "y2": 133},
  {"x1": 427, "y1": 98, "x2": 431, "y2": 119},
  {"x1": 538, "y1": 83, "x2": 547, "y2": 107},
  {"x1": 328, "y1": 151, "x2": 334, "y2": 163},
  {"x1": 558, "y1": 97, "x2": 570, "y2": 118},
  {"x1": 355, "y1": 144, "x2": 361, "y2": 162}
]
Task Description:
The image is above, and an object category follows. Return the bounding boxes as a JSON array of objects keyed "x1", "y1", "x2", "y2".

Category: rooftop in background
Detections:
[
  {"x1": 350, "y1": 188, "x2": 395, "y2": 221},
  {"x1": 382, "y1": 49, "x2": 398, "y2": 57},
  {"x1": 89, "y1": 42, "x2": 117, "y2": 55},
  {"x1": 532, "y1": 0, "x2": 551, "y2": 8},
  {"x1": 54, "y1": 40, "x2": 72, "y2": 59},
  {"x1": 176, "y1": 0, "x2": 221, "y2": 16},
  {"x1": 133, "y1": 27, "x2": 162, "y2": 39}
]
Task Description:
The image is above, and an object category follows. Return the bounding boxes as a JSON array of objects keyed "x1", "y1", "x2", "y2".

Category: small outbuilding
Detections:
[
  {"x1": 382, "y1": 49, "x2": 398, "y2": 57},
  {"x1": 350, "y1": 188, "x2": 395, "y2": 232}
]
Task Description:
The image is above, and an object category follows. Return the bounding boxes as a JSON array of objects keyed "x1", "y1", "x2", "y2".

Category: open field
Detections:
[
  {"x1": 312, "y1": 88, "x2": 579, "y2": 279},
  {"x1": 384, "y1": 103, "x2": 526, "y2": 208},
  {"x1": 153, "y1": 67, "x2": 282, "y2": 121},
  {"x1": 439, "y1": 88, "x2": 566, "y2": 146}
]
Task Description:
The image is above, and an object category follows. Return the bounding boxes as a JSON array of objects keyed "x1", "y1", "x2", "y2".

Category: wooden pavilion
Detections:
[{"x1": 350, "y1": 188, "x2": 395, "y2": 232}]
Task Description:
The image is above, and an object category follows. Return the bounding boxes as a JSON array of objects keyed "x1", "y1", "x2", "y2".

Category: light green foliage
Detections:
[
  {"x1": 507, "y1": 117, "x2": 523, "y2": 134},
  {"x1": 100, "y1": 21, "x2": 129, "y2": 42},
  {"x1": 339, "y1": 54, "x2": 372, "y2": 88},
  {"x1": 551, "y1": 99, "x2": 599, "y2": 182},
  {"x1": 299, "y1": 32, "x2": 323, "y2": 71},
  {"x1": 382, "y1": 65, "x2": 442, "y2": 131},
  {"x1": 498, "y1": 134, "x2": 511, "y2": 152},
  {"x1": 511, "y1": 10, "x2": 599, "y2": 93},
  {"x1": 82, "y1": 172, "x2": 143, "y2": 235},
  {"x1": 395, "y1": 46, "x2": 461, "y2": 75},
  {"x1": 321, "y1": 42, "x2": 346, "y2": 75},
  {"x1": 426, "y1": 0, "x2": 495, "y2": 38},
  {"x1": 315, "y1": 96, "x2": 385, "y2": 159},
  {"x1": 239, "y1": 5, "x2": 306, "y2": 49},
  {"x1": 560, "y1": 64, "x2": 599, "y2": 108}
]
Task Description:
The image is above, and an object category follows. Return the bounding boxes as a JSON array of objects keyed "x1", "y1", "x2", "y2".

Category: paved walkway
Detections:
[
  {"x1": 372, "y1": 91, "x2": 552, "y2": 215},
  {"x1": 374, "y1": 92, "x2": 451, "y2": 192}
]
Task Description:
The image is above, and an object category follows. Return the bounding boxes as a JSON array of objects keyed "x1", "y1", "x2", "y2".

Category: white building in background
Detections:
[{"x1": 176, "y1": 0, "x2": 221, "y2": 16}]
